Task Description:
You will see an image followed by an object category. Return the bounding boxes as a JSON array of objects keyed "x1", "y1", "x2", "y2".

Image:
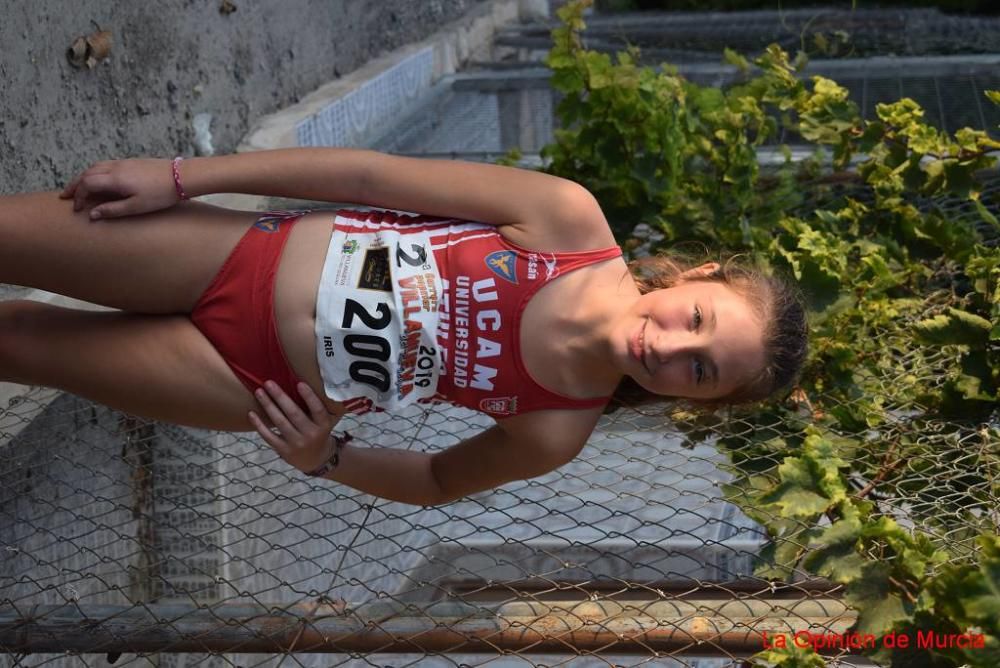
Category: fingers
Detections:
[
  {"x1": 248, "y1": 410, "x2": 282, "y2": 448},
  {"x1": 59, "y1": 174, "x2": 82, "y2": 199},
  {"x1": 90, "y1": 198, "x2": 136, "y2": 220},
  {"x1": 254, "y1": 384, "x2": 299, "y2": 438},
  {"x1": 254, "y1": 381, "x2": 309, "y2": 436},
  {"x1": 296, "y1": 382, "x2": 332, "y2": 427},
  {"x1": 60, "y1": 161, "x2": 111, "y2": 202},
  {"x1": 73, "y1": 173, "x2": 118, "y2": 212},
  {"x1": 251, "y1": 381, "x2": 334, "y2": 440}
]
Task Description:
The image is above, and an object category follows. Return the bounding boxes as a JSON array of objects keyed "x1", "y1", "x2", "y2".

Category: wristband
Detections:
[
  {"x1": 172, "y1": 156, "x2": 189, "y2": 200},
  {"x1": 304, "y1": 432, "x2": 353, "y2": 478}
]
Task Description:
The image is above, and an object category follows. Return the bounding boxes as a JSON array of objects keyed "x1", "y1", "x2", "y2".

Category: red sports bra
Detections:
[{"x1": 323, "y1": 208, "x2": 622, "y2": 418}]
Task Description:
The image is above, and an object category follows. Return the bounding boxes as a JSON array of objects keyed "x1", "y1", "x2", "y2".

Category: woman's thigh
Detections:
[
  {"x1": 0, "y1": 300, "x2": 297, "y2": 432},
  {"x1": 0, "y1": 191, "x2": 259, "y2": 314}
]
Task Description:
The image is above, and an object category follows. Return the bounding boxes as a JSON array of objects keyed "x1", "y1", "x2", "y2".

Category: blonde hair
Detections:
[{"x1": 604, "y1": 249, "x2": 808, "y2": 415}]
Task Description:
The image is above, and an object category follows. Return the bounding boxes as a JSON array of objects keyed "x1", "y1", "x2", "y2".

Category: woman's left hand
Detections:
[
  {"x1": 249, "y1": 381, "x2": 338, "y2": 474},
  {"x1": 59, "y1": 158, "x2": 181, "y2": 220}
]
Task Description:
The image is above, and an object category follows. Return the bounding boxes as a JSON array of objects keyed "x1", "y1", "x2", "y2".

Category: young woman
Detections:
[{"x1": 0, "y1": 148, "x2": 807, "y2": 506}]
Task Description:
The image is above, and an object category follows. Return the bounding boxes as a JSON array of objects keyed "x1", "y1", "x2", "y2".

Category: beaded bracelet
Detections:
[
  {"x1": 304, "y1": 432, "x2": 353, "y2": 478},
  {"x1": 171, "y1": 156, "x2": 189, "y2": 201}
]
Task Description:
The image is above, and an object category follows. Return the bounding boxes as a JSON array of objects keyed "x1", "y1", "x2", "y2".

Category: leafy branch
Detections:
[{"x1": 541, "y1": 2, "x2": 1000, "y2": 666}]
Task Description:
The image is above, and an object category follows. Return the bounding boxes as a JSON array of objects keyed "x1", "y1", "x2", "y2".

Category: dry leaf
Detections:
[
  {"x1": 67, "y1": 36, "x2": 88, "y2": 68},
  {"x1": 67, "y1": 28, "x2": 113, "y2": 69}
]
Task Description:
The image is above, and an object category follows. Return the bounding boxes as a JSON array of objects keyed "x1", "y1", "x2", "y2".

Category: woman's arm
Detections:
[
  {"x1": 245, "y1": 373, "x2": 597, "y2": 507},
  {"x1": 184, "y1": 148, "x2": 596, "y2": 231},
  {"x1": 249, "y1": 380, "x2": 588, "y2": 506},
  {"x1": 319, "y1": 422, "x2": 581, "y2": 507},
  {"x1": 62, "y1": 149, "x2": 608, "y2": 243},
  {"x1": 180, "y1": 147, "x2": 371, "y2": 203},
  {"x1": 319, "y1": 441, "x2": 444, "y2": 507},
  {"x1": 347, "y1": 150, "x2": 616, "y2": 252}
]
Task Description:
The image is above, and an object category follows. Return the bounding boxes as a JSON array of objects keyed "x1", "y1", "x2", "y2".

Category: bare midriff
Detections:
[{"x1": 272, "y1": 211, "x2": 348, "y2": 417}]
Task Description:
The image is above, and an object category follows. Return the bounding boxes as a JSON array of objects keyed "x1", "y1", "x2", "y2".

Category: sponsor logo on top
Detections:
[
  {"x1": 253, "y1": 210, "x2": 311, "y2": 233},
  {"x1": 480, "y1": 396, "x2": 518, "y2": 415},
  {"x1": 484, "y1": 250, "x2": 518, "y2": 284},
  {"x1": 357, "y1": 247, "x2": 392, "y2": 292},
  {"x1": 342, "y1": 240, "x2": 359, "y2": 254},
  {"x1": 253, "y1": 215, "x2": 284, "y2": 233},
  {"x1": 542, "y1": 253, "x2": 558, "y2": 278}
]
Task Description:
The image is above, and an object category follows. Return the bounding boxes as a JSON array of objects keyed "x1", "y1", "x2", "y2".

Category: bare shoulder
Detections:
[
  {"x1": 356, "y1": 150, "x2": 617, "y2": 253},
  {"x1": 500, "y1": 186, "x2": 619, "y2": 253},
  {"x1": 496, "y1": 405, "x2": 606, "y2": 461}
]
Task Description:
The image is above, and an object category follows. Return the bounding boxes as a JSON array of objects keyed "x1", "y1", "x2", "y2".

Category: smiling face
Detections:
[{"x1": 617, "y1": 279, "x2": 767, "y2": 401}]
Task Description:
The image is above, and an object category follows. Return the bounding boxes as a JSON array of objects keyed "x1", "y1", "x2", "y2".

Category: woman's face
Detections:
[{"x1": 619, "y1": 279, "x2": 766, "y2": 400}]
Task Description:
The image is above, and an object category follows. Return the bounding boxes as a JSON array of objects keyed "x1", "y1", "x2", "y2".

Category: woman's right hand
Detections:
[{"x1": 60, "y1": 158, "x2": 182, "y2": 220}]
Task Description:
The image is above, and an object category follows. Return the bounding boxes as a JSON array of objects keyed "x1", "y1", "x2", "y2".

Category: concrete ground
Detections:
[{"x1": 0, "y1": 0, "x2": 495, "y2": 194}]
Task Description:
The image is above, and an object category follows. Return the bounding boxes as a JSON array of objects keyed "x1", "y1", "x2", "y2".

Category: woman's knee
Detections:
[{"x1": 0, "y1": 299, "x2": 48, "y2": 380}]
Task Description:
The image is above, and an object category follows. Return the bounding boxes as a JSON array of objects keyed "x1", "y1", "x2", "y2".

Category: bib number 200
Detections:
[{"x1": 336, "y1": 298, "x2": 392, "y2": 393}]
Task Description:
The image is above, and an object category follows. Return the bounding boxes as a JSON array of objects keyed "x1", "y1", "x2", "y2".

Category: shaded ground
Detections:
[{"x1": 0, "y1": 0, "x2": 490, "y2": 194}]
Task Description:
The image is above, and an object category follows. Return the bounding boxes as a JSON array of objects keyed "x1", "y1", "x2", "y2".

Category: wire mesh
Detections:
[
  {"x1": 502, "y1": 7, "x2": 1000, "y2": 60},
  {"x1": 1, "y1": 374, "x2": 872, "y2": 666}
]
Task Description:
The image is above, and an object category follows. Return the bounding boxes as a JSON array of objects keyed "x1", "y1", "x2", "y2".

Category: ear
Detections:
[{"x1": 678, "y1": 261, "x2": 720, "y2": 281}]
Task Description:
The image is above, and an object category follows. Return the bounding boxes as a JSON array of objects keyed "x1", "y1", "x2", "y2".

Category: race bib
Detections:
[{"x1": 314, "y1": 226, "x2": 444, "y2": 409}]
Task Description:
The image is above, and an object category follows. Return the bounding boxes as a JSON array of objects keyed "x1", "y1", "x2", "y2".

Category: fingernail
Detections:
[
  {"x1": 90, "y1": 210, "x2": 101, "y2": 220},
  {"x1": 255, "y1": 389, "x2": 264, "y2": 398}
]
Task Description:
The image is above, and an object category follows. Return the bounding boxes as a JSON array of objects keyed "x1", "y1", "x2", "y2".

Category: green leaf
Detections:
[
  {"x1": 757, "y1": 464, "x2": 831, "y2": 519},
  {"x1": 691, "y1": 85, "x2": 725, "y2": 113},
  {"x1": 722, "y1": 47, "x2": 750, "y2": 73},
  {"x1": 913, "y1": 309, "x2": 992, "y2": 347},
  {"x1": 876, "y1": 98, "x2": 925, "y2": 127},
  {"x1": 942, "y1": 161, "x2": 978, "y2": 199},
  {"x1": 964, "y1": 534, "x2": 1000, "y2": 621},
  {"x1": 751, "y1": 642, "x2": 828, "y2": 667},
  {"x1": 974, "y1": 198, "x2": 1000, "y2": 232},
  {"x1": 803, "y1": 508, "x2": 866, "y2": 583},
  {"x1": 754, "y1": 532, "x2": 816, "y2": 580},
  {"x1": 986, "y1": 90, "x2": 1000, "y2": 107},
  {"x1": 845, "y1": 561, "x2": 912, "y2": 637}
]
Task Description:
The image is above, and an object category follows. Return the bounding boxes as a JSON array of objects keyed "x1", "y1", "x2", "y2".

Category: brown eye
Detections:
[
  {"x1": 693, "y1": 305, "x2": 702, "y2": 329},
  {"x1": 694, "y1": 358, "x2": 705, "y2": 384}
]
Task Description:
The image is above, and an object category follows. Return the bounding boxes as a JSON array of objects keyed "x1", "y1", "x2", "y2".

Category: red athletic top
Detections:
[{"x1": 328, "y1": 208, "x2": 622, "y2": 419}]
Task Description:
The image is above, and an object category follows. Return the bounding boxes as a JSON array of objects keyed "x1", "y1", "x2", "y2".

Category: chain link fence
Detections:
[{"x1": 0, "y1": 365, "x2": 859, "y2": 667}]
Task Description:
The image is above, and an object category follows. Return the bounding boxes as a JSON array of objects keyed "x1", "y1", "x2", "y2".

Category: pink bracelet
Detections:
[{"x1": 172, "y1": 156, "x2": 189, "y2": 200}]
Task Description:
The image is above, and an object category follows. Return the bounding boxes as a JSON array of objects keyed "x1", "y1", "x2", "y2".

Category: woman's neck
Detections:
[{"x1": 558, "y1": 267, "x2": 640, "y2": 394}]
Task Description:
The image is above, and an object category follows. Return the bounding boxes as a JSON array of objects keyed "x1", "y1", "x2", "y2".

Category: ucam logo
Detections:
[{"x1": 484, "y1": 250, "x2": 518, "y2": 284}]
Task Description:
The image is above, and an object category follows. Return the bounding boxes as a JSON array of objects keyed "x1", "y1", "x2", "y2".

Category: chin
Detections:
[{"x1": 630, "y1": 376, "x2": 657, "y2": 394}]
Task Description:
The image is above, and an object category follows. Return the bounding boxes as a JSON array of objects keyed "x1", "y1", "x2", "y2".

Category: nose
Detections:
[{"x1": 651, "y1": 329, "x2": 699, "y2": 364}]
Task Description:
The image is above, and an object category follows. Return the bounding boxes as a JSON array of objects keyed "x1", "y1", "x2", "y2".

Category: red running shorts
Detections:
[{"x1": 190, "y1": 210, "x2": 315, "y2": 415}]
